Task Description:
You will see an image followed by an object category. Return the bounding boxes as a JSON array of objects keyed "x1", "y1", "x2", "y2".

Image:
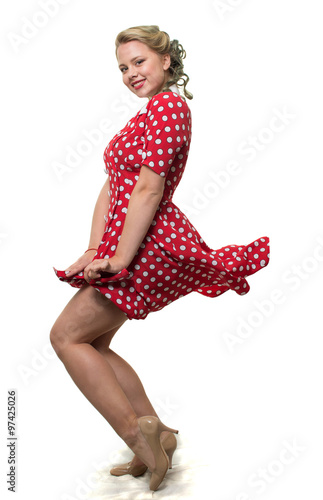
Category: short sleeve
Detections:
[{"x1": 141, "y1": 92, "x2": 190, "y2": 177}]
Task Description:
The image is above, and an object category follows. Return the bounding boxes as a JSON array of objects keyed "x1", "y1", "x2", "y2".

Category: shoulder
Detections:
[
  {"x1": 145, "y1": 91, "x2": 190, "y2": 125},
  {"x1": 148, "y1": 91, "x2": 189, "y2": 111}
]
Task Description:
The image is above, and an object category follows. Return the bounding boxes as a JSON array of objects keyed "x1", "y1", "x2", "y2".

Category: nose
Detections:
[{"x1": 128, "y1": 64, "x2": 138, "y2": 80}]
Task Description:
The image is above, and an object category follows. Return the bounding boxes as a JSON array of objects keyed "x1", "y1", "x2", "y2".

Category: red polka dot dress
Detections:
[{"x1": 53, "y1": 88, "x2": 270, "y2": 320}]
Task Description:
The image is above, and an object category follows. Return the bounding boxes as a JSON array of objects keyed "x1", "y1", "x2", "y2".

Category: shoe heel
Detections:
[
  {"x1": 167, "y1": 447, "x2": 175, "y2": 469},
  {"x1": 137, "y1": 416, "x2": 179, "y2": 491},
  {"x1": 158, "y1": 421, "x2": 179, "y2": 470},
  {"x1": 158, "y1": 421, "x2": 179, "y2": 435},
  {"x1": 161, "y1": 431, "x2": 177, "y2": 470}
]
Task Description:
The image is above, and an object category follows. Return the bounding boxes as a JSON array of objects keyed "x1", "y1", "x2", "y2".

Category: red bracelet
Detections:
[{"x1": 84, "y1": 248, "x2": 97, "y2": 253}]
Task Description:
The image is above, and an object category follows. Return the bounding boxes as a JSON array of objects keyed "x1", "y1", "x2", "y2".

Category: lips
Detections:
[{"x1": 132, "y1": 79, "x2": 146, "y2": 89}]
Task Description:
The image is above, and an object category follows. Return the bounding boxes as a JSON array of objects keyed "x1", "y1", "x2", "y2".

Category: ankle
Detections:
[
  {"x1": 123, "y1": 416, "x2": 156, "y2": 472},
  {"x1": 131, "y1": 454, "x2": 145, "y2": 466},
  {"x1": 121, "y1": 416, "x2": 140, "y2": 449}
]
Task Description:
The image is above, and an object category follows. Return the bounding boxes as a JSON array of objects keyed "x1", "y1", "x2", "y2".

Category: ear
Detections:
[{"x1": 162, "y1": 53, "x2": 171, "y2": 71}]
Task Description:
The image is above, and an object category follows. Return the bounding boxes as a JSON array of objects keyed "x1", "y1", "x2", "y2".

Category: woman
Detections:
[{"x1": 51, "y1": 25, "x2": 270, "y2": 492}]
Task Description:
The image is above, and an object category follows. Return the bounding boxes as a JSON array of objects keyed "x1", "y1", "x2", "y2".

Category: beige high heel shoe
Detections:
[
  {"x1": 137, "y1": 416, "x2": 179, "y2": 491},
  {"x1": 110, "y1": 431, "x2": 177, "y2": 477}
]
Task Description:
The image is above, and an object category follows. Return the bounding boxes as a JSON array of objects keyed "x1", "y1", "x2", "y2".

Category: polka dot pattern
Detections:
[{"x1": 54, "y1": 90, "x2": 270, "y2": 320}]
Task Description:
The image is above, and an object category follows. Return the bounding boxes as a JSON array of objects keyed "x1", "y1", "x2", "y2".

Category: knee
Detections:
[
  {"x1": 49, "y1": 320, "x2": 70, "y2": 358},
  {"x1": 49, "y1": 322, "x2": 61, "y2": 357}
]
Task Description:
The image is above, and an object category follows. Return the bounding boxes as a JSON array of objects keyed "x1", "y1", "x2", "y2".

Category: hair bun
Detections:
[{"x1": 170, "y1": 40, "x2": 186, "y2": 61}]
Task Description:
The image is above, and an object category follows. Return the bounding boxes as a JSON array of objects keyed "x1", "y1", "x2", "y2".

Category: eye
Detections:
[{"x1": 120, "y1": 59, "x2": 144, "y2": 73}]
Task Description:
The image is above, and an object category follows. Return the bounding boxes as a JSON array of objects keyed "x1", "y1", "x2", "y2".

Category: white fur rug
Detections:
[{"x1": 86, "y1": 434, "x2": 210, "y2": 499}]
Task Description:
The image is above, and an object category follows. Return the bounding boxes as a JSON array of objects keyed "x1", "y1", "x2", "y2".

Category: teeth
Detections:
[{"x1": 133, "y1": 80, "x2": 144, "y2": 87}]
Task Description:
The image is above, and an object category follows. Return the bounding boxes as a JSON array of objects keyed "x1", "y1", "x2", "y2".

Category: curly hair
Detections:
[{"x1": 115, "y1": 25, "x2": 193, "y2": 100}]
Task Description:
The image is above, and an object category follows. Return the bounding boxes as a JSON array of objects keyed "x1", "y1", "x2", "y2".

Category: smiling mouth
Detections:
[{"x1": 132, "y1": 79, "x2": 146, "y2": 88}]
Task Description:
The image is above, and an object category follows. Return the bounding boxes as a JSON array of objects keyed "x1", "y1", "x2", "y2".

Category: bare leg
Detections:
[
  {"x1": 50, "y1": 284, "x2": 157, "y2": 471},
  {"x1": 91, "y1": 329, "x2": 168, "y2": 466},
  {"x1": 91, "y1": 329, "x2": 159, "y2": 417}
]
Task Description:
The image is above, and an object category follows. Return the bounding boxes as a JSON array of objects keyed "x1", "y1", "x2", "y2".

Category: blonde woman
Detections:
[{"x1": 51, "y1": 25, "x2": 270, "y2": 492}]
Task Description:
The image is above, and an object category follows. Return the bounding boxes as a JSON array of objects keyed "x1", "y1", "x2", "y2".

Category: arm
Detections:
[
  {"x1": 62, "y1": 177, "x2": 110, "y2": 277},
  {"x1": 83, "y1": 165, "x2": 165, "y2": 279},
  {"x1": 88, "y1": 177, "x2": 110, "y2": 249},
  {"x1": 114, "y1": 165, "x2": 165, "y2": 267}
]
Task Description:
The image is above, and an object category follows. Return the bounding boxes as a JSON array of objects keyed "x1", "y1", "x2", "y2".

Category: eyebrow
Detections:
[{"x1": 118, "y1": 56, "x2": 143, "y2": 68}]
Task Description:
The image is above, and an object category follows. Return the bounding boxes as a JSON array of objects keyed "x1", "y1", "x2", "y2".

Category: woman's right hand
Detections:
[{"x1": 63, "y1": 249, "x2": 98, "y2": 277}]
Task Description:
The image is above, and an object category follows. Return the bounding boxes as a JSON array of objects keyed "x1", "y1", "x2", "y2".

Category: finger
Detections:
[
  {"x1": 64, "y1": 267, "x2": 81, "y2": 277},
  {"x1": 91, "y1": 259, "x2": 109, "y2": 270},
  {"x1": 93, "y1": 262, "x2": 110, "y2": 274},
  {"x1": 89, "y1": 269, "x2": 101, "y2": 279}
]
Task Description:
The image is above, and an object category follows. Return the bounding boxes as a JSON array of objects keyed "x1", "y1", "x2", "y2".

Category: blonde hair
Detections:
[{"x1": 115, "y1": 25, "x2": 193, "y2": 100}]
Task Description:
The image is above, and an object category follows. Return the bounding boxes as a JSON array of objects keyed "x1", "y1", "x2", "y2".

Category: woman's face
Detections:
[{"x1": 117, "y1": 40, "x2": 171, "y2": 99}]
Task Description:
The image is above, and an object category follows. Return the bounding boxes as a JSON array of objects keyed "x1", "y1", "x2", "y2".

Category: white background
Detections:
[{"x1": 1, "y1": 0, "x2": 322, "y2": 499}]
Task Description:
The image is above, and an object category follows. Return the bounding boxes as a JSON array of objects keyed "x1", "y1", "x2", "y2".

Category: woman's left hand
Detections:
[{"x1": 83, "y1": 256, "x2": 126, "y2": 283}]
